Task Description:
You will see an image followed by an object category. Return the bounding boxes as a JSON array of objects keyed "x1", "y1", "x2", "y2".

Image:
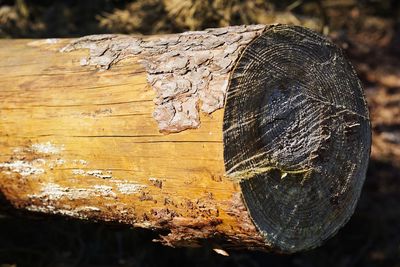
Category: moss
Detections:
[{"x1": 227, "y1": 165, "x2": 312, "y2": 182}]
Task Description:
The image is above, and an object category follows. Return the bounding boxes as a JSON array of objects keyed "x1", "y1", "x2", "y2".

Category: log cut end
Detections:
[{"x1": 223, "y1": 25, "x2": 371, "y2": 252}]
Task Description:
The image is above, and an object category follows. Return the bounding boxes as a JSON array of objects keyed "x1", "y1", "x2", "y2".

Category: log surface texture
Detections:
[{"x1": 0, "y1": 24, "x2": 371, "y2": 253}]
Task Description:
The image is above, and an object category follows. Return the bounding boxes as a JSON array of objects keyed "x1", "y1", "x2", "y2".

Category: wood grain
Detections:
[
  {"x1": 224, "y1": 25, "x2": 371, "y2": 252},
  {"x1": 0, "y1": 37, "x2": 264, "y2": 249},
  {"x1": 0, "y1": 25, "x2": 371, "y2": 252}
]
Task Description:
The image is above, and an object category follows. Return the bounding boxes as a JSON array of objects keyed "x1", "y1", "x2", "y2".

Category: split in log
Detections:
[{"x1": 0, "y1": 24, "x2": 371, "y2": 253}]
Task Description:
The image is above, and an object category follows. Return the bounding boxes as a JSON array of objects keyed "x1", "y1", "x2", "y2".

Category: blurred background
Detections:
[{"x1": 0, "y1": 0, "x2": 399, "y2": 266}]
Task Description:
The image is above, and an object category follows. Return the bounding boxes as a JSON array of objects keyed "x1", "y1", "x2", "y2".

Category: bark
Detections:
[{"x1": 0, "y1": 24, "x2": 371, "y2": 253}]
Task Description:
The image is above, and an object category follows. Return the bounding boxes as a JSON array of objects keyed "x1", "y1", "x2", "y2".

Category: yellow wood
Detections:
[{"x1": 0, "y1": 38, "x2": 263, "y2": 247}]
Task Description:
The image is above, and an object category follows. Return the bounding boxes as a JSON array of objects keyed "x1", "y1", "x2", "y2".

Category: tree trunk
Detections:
[{"x1": 0, "y1": 24, "x2": 371, "y2": 253}]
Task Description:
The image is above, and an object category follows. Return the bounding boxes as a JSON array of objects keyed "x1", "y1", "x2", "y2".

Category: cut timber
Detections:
[{"x1": 0, "y1": 24, "x2": 371, "y2": 253}]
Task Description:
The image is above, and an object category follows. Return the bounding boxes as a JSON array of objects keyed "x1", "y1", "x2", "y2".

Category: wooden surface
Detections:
[
  {"x1": 0, "y1": 38, "x2": 263, "y2": 249},
  {"x1": 224, "y1": 25, "x2": 371, "y2": 252},
  {"x1": 0, "y1": 25, "x2": 372, "y2": 253}
]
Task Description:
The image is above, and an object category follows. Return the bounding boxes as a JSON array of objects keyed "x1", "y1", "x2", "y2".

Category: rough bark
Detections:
[
  {"x1": 0, "y1": 24, "x2": 371, "y2": 253},
  {"x1": 60, "y1": 25, "x2": 266, "y2": 133}
]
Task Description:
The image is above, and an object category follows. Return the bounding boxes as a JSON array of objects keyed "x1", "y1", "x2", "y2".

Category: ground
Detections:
[{"x1": 0, "y1": 0, "x2": 399, "y2": 266}]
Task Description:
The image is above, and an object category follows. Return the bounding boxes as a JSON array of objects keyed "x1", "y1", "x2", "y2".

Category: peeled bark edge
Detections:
[{"x1": 61, "y1": 25, "x2": 268, "y2": 133}]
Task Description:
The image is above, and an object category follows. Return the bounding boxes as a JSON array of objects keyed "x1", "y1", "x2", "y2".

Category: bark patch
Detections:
[{"x1": 61, "y1": 25, "x2": 267, "y2": 133}]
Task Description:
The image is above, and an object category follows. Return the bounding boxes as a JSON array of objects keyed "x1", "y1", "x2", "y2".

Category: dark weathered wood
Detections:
[{"x1": 223, "y1": 24, "x2": 371, "y2": 252}]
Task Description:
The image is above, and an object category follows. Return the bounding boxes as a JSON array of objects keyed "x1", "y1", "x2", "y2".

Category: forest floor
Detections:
[{"x1": 0, "y1": 0, "x2": 399, "y2": 266}]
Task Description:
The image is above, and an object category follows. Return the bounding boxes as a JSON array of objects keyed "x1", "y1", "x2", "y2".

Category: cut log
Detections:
[{"x1": 0, "y1": 24, "x2": 371, "y2": 253}]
